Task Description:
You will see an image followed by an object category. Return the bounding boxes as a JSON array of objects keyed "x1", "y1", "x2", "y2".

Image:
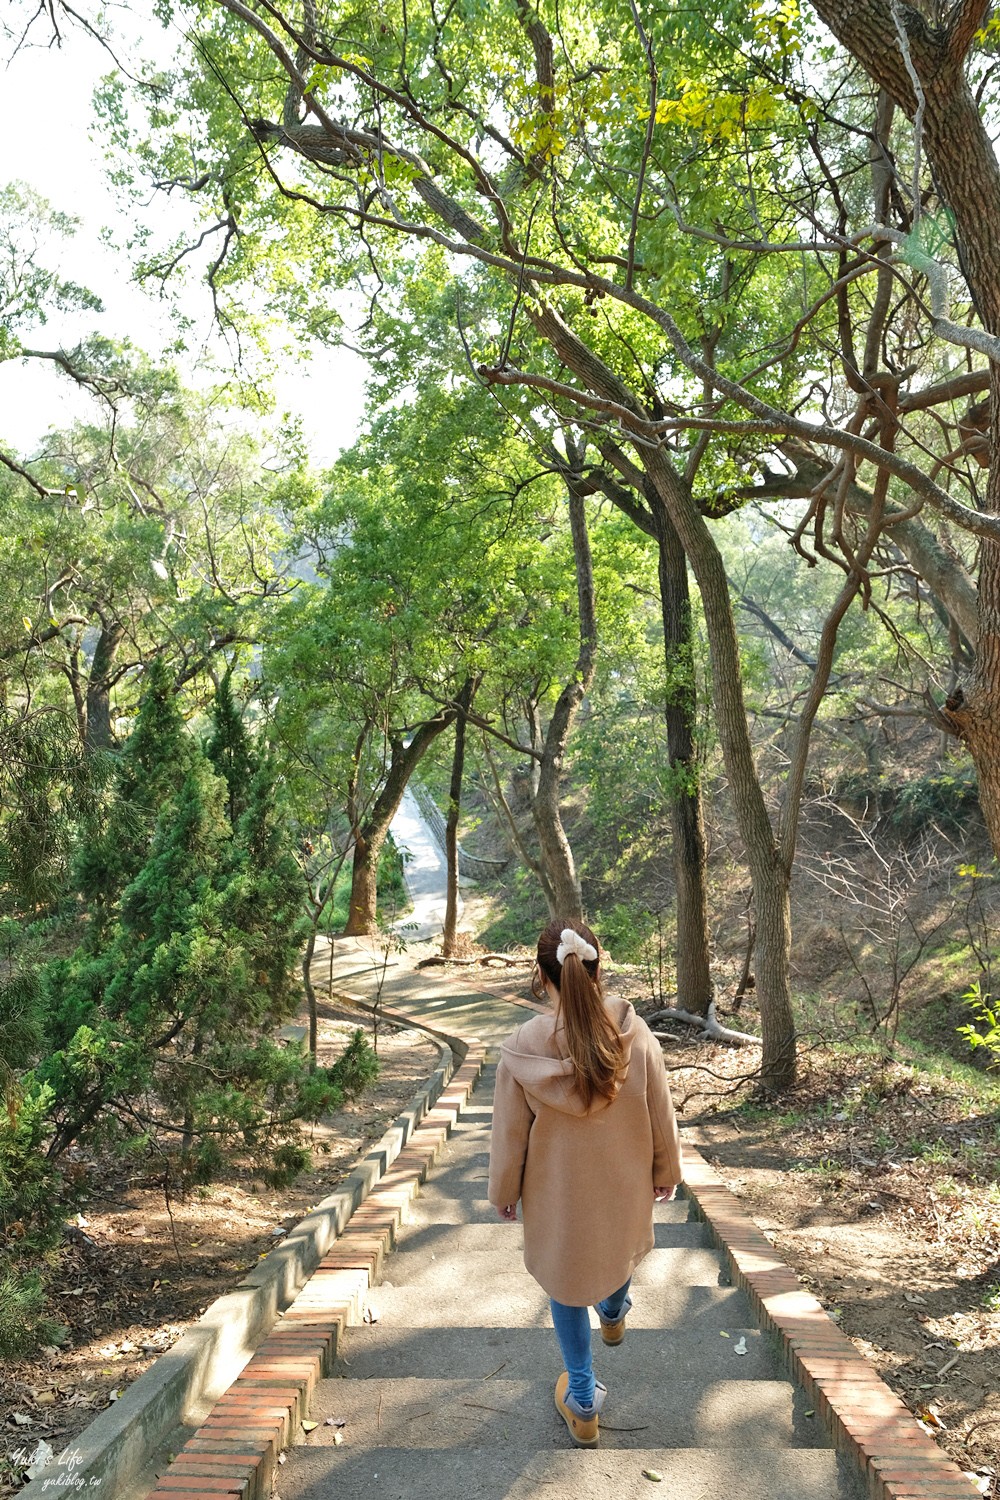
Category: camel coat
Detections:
[{"x1": 488, "y1": 999, "x2": 683, "y2": 1306}]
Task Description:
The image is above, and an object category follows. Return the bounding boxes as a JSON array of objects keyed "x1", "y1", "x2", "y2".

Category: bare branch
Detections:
[
  {"x1": 890, "y1": 0, "x2": 926, "y2": 224},
  {"x1": 0, "y1": 447, "x2": 52, "y2": 499}
]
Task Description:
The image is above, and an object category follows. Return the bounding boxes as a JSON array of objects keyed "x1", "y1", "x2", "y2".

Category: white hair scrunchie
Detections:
[{"x1": 556, "y1": 928, "x2": 598, "y2": 966}]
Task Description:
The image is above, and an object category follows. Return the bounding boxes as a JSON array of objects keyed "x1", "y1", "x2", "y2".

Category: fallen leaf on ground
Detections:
[
  {"x1": 25, "y1": 1441, "x2": 54, "y2": 1479},
  {"x1": 963, "y1": 1475, "x2": 991, "y2": 1497},
  {"x1": 642, "y1": 1470, "x2": 662, "y2": 1483}
]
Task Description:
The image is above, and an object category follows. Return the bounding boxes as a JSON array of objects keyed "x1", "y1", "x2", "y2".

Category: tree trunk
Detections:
[
  {"x1": 643, "y1": 456, "x2": 798, "y2": 1091},
  {"x1": 652, "y1": 500, "x2": 713, "y2": 1017},
  {"x1": 345, "y1": 832, "x2": 379, "y2": 938},
  {"x1": 343, "y1": 707, "x2": 456, "y2": 935},
  {"x1": 480, "y1": 731, "x2": 557, "y2": 909},
  {"x1": 442, "y1": 678, "x2": 475, "y2": 956},
  {"x1": 302, "y1": 925, "x2": 318, "y2": 1062},
  {"x1": 754, "y1": 853, "x2": 794, "y2": 1089},
  {"x1": 527, "y1": 300, "x2": 797, "y2": 1089},
  {"x1": 529, "y1": 477, "x2": 596, "y2": 922},
  {"x1": 85, "y1": 619, "x2": 124, "y2": 752}
]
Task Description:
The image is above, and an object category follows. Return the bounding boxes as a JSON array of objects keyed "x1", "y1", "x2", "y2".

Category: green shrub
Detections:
[
  {"x1": 891, "y1": 768, "x2": 980, "y2": 835},
  {"x1": 376, "y1": 835, "x2": 407, "y2": 904},
  {"x1": 264, "y1": 1142, "x2": 312, "y2": 1188},
  {"x1": 592, "y1": 902, "x2": 659, "y2": 966},
  {"x1": 957, "y1": 982, "x2": 1000, "y2": 1068},
  {"x1": 0, "y1": 1269, "x2": 63, "y2": 1359},
  {"x1": 0, "y1": 1081, "x2": 67, "y2": 1251},
  {"x1": 328, "y1": 1028, "x2": 380, "y2": 1100}
]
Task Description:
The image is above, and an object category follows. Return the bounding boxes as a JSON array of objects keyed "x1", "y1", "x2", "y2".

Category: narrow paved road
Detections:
[{"x1": 389, "y1": 787, "x2": 460, "y2": 941}]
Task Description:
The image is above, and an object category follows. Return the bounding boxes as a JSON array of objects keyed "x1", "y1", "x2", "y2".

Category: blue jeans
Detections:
[{"x1": 550, "y1": 1278, "x2": 632, "y2": 1410}]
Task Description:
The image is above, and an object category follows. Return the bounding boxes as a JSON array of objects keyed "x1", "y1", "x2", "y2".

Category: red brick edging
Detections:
[
  {"x1": 683, "y1": 1146, "x2": 978, "y2": 1500},
  {"x1": 146, "y1": 1044, "x2": 486, "y2": 1500}
]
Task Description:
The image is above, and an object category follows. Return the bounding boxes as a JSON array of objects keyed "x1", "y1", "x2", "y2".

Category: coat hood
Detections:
[{"x1": 499, "y1": 998, "x2": 641, "y2": 1117}]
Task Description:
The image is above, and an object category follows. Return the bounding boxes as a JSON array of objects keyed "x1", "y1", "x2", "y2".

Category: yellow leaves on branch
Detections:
[
  {"x1": 511, "y1": 110, "x2": 567, "y2": 162},
  {"x1": 642, "y1": 0, "x2": 802, "y2": 143},
  {"x1": 649, "y1": 81, "x2": 783, "y2": 142},
  {"x1": 974, "y1": 12, "x2": 1000, "y2": 43},
  {"x1": 749, "y1": 0, "x2": 802, "y2": 51}
]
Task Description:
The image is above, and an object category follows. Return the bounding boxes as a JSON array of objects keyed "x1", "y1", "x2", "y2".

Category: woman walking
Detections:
[{"x1": 488, "y1": 918, "x2": 683, "y2": 1448}]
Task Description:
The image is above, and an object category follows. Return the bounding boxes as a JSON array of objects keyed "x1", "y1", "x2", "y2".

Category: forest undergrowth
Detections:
[
  {"x1": 0, "y1": 1000, "x2": 433, "y2": 1498},
  {"x1": 654, "y1": 1023, "x2": 1000, "y2": 1494}
]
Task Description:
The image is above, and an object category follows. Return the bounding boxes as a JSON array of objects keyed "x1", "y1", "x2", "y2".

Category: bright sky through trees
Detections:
[{"x1": 0, "y1": 11, "x2": 368, "y2": 458}]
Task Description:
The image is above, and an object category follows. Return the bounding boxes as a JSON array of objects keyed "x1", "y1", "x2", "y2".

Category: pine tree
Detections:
[
  {"x1": 74, "y1": 656, "x2": 195, "y2": 925},
  {"x1": 30, "y1": 678, "x2": 374, "y2": 1205},
  {"x1": 206, "y1": 669, "x2": 258, "y2": 826},
  {"x1": 222, "y1": 757, "x2": 307, "y2": 1021}
]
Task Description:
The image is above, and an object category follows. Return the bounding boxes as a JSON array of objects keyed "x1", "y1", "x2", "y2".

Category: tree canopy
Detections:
[{"x1": 3, "y1": 0, "x2": 1000, "y2": 1108}]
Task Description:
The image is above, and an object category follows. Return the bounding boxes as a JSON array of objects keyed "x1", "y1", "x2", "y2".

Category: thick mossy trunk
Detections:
[
  {"x1": 344, "y1": 832, "x2": 380, "y2": 937},
  {"x1": 528, "y1": 479, "x2": 595, "y2": 924},
  {"x1": 442, "y1": 679, "x2": 475, "y2": 956},
  {"x1": 343, "y1": 709, "x2": 456, "y2": 936},
  {"x1": 644, "y1": 455, "x2": 797, "y2": 1092},
  {"x1": 653, "y1": 501, "x2": 712, "y2": 1017}
]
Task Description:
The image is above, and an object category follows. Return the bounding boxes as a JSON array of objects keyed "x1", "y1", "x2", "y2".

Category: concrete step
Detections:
[
  {"x1": 382, "y1": 1239, "x2": 729, "y2": 1290},
  {"x1": 279, "y1": 1443, "x2": 863, "y2": 1500},
  {"x1": 404, "y1": 1186, "x2": 698, "y2": 1228},
  {"x1": 361, "y1": 1277, "x2": 755, "y2": 1329},
  {"x1": 332, "y1": 1323, "x2": 785, "y2": 1384},
  {"x1": 380, "y1": 1219, "x2": 715, "y2": 1280},
  {"x1": 302, "y1": 1374, "x2": 820, "y2": 1450}
]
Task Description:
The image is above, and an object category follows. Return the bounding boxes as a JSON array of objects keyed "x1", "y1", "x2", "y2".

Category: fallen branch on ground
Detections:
[
  {"x1": 649, "y1": 999, "x2": 761, "y2": 1047},
  {"x1": 416, "y1": 953, "x2": 530, "y2": 969}
]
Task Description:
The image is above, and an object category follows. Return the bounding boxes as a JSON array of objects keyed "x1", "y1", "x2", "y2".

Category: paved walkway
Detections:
[
  {"x1": 279, "y1": 947, "x2": 865, "y2": 1500},
  {"x1": 389, "y1": 787, "x2": 460, "y2": 941},
  {"x1": 143, "y1": 948, "x2": 979, "y2": 1500},
  {"x1": 317, "y1": 936, "x2": 531, "y2": 1057}
]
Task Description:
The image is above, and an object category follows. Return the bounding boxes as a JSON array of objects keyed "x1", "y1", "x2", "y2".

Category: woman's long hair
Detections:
[{"x1": 534, "y1": 918, "x2": 626, "y2": 1109}]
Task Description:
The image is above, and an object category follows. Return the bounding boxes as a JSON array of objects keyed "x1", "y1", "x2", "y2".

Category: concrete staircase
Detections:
[{"x1": 274, "y1": 1067, "x2": 864, "y2": 1500}]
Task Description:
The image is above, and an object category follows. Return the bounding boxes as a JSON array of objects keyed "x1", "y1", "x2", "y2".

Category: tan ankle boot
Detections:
[
  {"x1": 554, "y1": 1372, "x2": 605, "y2": 1448},
  {"x1": 599, "y1": 1314, "x2": 627, "y2": 1346}
]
